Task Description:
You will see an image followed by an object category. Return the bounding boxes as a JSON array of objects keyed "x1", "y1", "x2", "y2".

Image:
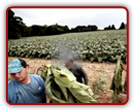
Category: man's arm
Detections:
[
  {"x1": 78, "y1": 67, "x2": 89, "y2": 85},
  {"x1": 8, "y1": 81, "x2": 17, "y2": 103}
]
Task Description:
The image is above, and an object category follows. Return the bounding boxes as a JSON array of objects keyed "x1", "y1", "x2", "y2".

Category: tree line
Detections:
[
  {"x1": 104, "y1": 22, "x2": 126, "y2": 30},
  {"x1": 8, "y1": 9, "x2": 126, "y2": 39}
]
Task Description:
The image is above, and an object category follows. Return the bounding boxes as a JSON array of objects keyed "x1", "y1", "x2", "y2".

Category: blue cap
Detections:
[{"x1": 8, "y1": 59, "x2": 23, "y2": 74}]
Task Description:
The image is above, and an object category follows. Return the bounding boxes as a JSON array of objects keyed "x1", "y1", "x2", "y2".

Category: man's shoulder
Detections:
[
  {"x1": 8, "y1": 79, "x2": 18, "y2": 95},
  {"x1": 8, "y1": 80, "x2": 17, "y2": 103},
  {"x1": 8, "y1": 79, "x2": 17, "y2": 87},
  {"x1": 30, "y1": 74, "x2": 44, "y2": 83},
  {"x1": 73, "y1": 62, "x2": 81, "y2": 69},
  {"x1": 30, "y1": 74, "x2": 42, "y2": 79}
]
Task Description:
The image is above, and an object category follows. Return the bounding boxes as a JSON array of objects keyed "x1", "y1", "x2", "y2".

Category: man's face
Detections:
[
  {"x1": 65, "y1": 61, "x2": 72, "y2": 69},
  {"x1": 10, "y1": 66, "x2": 28, "y2": 82}
]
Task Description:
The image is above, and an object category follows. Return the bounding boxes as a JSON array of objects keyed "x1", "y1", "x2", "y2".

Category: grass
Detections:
[{"x1": 92, "y1": 76, "x2": 107, "y2": 94}]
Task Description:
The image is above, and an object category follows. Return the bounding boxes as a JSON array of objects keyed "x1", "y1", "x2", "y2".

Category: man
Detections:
[
  {"x1": 8, "y1": 59, "x2": 46, "y2": 103},
  {"x1": 65, "y1": 59, "x2": 89, "y2": 85}
]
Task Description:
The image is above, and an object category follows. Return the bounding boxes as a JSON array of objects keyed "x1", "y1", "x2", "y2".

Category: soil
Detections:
[{"x1": 8, "y1": 57, "x2": 127, "y2": 103}]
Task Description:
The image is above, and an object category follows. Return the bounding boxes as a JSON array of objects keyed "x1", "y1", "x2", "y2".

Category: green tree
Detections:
[
  {"x1": 119, "y1": 22, "x2": 125, "y2": 29},
  {"x1": 8, "y1": 9, "x2": 26, "y2": 39},
  {"x1": 104, "y1": 24, "x2": 116, "y2": 30},
  {"x1": 111, "y1": 24, "x2": 116, "y2": 30},
  {"x1": 23, "y1": 26, "x2": 32, "y2": 37},
  {"x1": 31, "y1": 25, "x2": 42, "y2": 36},
  {"x1": 71, "y1": 25, "x2": 98, "y2": 32},
  {"x1": 46, "y1": 24, "x2": 68, "y2": 35},
  {"x1": 63, "y1": 25, "x2": 69, "y2": 33}
]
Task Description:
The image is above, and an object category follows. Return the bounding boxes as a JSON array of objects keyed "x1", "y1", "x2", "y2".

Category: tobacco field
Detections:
[{"x1": 8, "y1": 30, "x2": 127, "y2": 63}]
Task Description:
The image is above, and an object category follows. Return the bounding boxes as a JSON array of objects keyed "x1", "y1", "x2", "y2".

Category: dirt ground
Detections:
[{"x1": 8, "y1": 57, "x2": 127, "y2": 103}]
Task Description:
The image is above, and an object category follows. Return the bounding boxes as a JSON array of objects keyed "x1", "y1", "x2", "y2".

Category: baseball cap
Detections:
[{"x1": 8, "y1": 59, "x2": 23, "y2": 74}]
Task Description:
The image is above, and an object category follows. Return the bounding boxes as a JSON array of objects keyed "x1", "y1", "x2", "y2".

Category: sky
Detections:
[{"x1": 12, "y1": 8, "x2": 127, "y2": 29}]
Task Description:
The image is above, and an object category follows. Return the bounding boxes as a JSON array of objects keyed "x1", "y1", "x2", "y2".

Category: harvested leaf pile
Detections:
[{"x1": 39, "y1": 64, "x2": 97, "y2": 103}]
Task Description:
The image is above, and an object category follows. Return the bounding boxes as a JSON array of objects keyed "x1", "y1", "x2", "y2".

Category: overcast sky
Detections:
[{"x1": 12, "y1": 8, "x2": 127, "y2": 29}]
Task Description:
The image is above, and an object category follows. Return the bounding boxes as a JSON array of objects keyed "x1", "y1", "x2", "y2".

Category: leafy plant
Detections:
[
  {"x1": 8, "y1": 30, "x2": 127, "y2": 63},
  {"x1": 92, "y1": 76, "x2": 107, "y2": 94}
]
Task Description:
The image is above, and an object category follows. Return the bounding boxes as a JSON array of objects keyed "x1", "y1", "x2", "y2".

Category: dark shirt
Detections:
[{"x1": 67, "y1": 63, "x2": 88, "y2": 85}]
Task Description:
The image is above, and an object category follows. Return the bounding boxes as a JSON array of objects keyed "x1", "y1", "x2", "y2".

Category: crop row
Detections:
[{"x1": 8, "y1": 30, "x2": 127, "y2": 63}]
